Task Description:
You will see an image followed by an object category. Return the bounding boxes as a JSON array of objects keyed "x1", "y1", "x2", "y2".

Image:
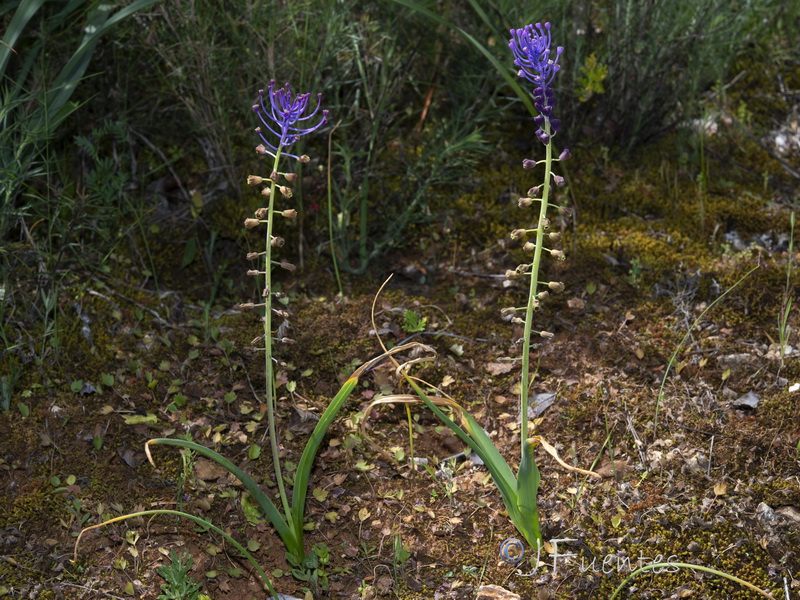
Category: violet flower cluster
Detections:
[
  {"x1": 509, "y1": 23, "x2": 563, "y2": 145},
  {"x1": 252, "y1": 80, "x2": 328, "y2": 160}
]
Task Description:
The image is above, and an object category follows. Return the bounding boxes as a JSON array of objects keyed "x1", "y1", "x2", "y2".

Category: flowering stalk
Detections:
[
  {"x1": 506, "y1": 22, "x2": 569, "y2": 550},
  {"x1": 246, "y1": 82, "x2": 328, "y2": 530}
]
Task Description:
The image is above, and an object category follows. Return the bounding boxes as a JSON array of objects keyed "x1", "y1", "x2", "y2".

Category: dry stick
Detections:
[{"x1": 706, "y1": 434, "x2": 715, "y2": 477}]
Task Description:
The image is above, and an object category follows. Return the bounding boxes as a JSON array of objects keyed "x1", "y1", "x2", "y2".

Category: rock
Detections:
[
  {"x1": 716, "y1": 353, "x2": 751, "y2": 369},
  {"x1": 375, "y1": 575, "x2": 394, "y2": 595},
  {"x1": 756, "y1": 502, "x2": 778, "y2": 527},
  {"x1": 776, "y1": 506, "x2": 800, "y2": 525},
  {"x1": 527, "y1": 393, "x2": 556, "y2": 419},
  {"x1": 476, "y1": 584, "x2": 521, "y2": 600},
  {"x1": 567, "y1": 297, "x2": 585, "y2": 310},
  {"x1": 732, "y1": 391, "x2": 760, "y2": 410}
]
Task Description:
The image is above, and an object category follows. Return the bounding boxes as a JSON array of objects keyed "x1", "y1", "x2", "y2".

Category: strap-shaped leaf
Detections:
[
  {"x1": 516, "y1": 441, "x2": 543, "y2": 549},
  {"x1": 404, "y1": 377, "x2": 530, "y2": 535},
  {"x1": 145, "y1": 438, "x2": 300, "y2": 557},
  {"x1": 291, "y1": 376, "x2": 358, "y2": 538},
  {"x1": 291, "y1": 344, "x2": 431, "y2": 540}
]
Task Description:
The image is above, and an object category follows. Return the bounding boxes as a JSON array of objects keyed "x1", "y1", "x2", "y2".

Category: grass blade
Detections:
[
  {"x1": 0, "y1": 0, "x2": 47, "y2": 76},
  {"x1": 40, "y1": 0, "x2": 161, "y2": 130},
  {"x1": 387, "y1": 0, "x2": 537, "y2": 118},
  {"x1": 610, "y1": 562, "x2": 775, "y2": 600}
]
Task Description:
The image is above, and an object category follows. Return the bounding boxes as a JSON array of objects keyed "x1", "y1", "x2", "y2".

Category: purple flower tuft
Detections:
[
  {"x1": 509, "y1": 23, "x2": 563, "y2": 144},
  {"x1": 252, "y1": 81, "x2": 328, "y2": 160}
]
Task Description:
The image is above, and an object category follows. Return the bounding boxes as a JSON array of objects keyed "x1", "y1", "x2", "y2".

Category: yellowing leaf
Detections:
[
  {"x1": 123, "y1": 413, "x2": 157, "y2": 425},
  {"x1": 358, "y1": 508, "x2": 370, "y2": 522},
  {"x1": 312, "y1": 488, "x2": 329, "y2": 502},
  {"x1": 713, "y1": 482, "x2": 727, "y2": 496}
]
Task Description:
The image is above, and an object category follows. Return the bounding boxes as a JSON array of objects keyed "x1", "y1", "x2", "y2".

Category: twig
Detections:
[
  {"x1": 707, "y1": 434, "x2": 715, "y2": 477},
  {"x1": 626, "y1": 412, "x2": 647, "y2": 469},
  {"x1": 129, "y1": 128, "x2": 191, "y2": 202},
  {"x1": 672, "y1": 422, "x2": 732, "y2": 438},
  {"x1": 60, "y1": 582, "x2": 127, "y2": 600},
  {"x1": 87, "y1": 287, "x2": 176, "y2": 329},
  {"x1": 447, "y1": 268, "x2": 507, "y2": 279}
]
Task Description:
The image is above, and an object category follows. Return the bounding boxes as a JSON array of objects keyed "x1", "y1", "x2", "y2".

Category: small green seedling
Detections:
[
  {"x1": 157, "y1": 549, "x2": 206, "y2": 600},
  {"x1": 402, "y1": 309, "x2": 427, "y2": 333}
]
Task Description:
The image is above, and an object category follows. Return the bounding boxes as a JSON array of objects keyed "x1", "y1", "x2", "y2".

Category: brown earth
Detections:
[{"x1": 2, "y1": 78, "x2": 800, "y2": 600}]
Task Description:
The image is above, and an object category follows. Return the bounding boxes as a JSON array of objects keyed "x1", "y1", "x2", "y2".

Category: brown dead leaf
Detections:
[
  {"x1": 195, "y1": 458, "x2": 229, "y2": 481},
  {"x1": 567, "y1": 297, "x2": 585, "y2": 310},
  {"x1": 485, "y1": 362, "x2": 514, "y2": 375}
]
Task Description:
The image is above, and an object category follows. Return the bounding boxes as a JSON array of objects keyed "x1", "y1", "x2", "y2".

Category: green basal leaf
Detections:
[{"x1": 516, "y1": 442, "x2": 543, "y2": 549}]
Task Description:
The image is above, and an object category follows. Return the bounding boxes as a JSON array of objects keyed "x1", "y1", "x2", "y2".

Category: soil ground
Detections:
[{"x1": 2, "y1": 94, "x2": 800, "y2": 600}]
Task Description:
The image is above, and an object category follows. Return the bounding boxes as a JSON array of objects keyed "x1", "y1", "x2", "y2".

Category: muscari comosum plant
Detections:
[
  {"x1": 76, "y1": 82, "x2": 428, "y2": 595},
  {"x1": 397, "y1": 22, "x2": 598, "y2": 556}
]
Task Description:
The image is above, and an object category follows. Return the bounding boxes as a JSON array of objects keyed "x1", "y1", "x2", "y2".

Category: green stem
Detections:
[
  {"x1": 263, "y1": 149, "x2": 293, "y2": 526},
  {"x1": 609, "y1": 562, "x2": 774, "y2": 600},
  {"x1": 520, "y1": 122, "x2": 553, "y2": 454}
]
